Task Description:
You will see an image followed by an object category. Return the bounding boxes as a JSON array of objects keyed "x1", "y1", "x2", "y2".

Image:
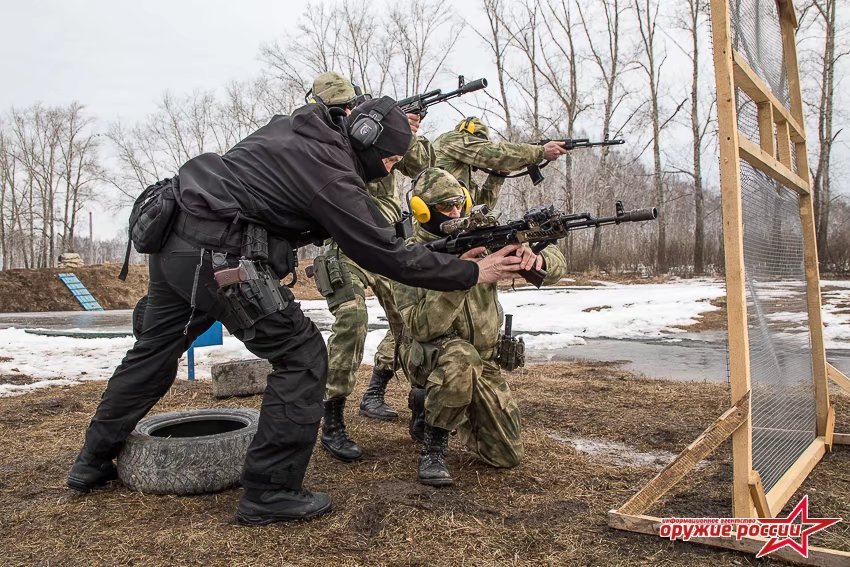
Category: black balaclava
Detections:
[
  {"x1": 348, "y1": 96, "x2": 412, "y2": 183},
  {"x1": 422, "y1": 209, "x2": 456, "y2": 237}
]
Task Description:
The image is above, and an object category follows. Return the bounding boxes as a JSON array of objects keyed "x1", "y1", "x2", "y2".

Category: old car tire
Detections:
[{"x1": 117, "y1": 408, "x2": 259, "y2": 495}]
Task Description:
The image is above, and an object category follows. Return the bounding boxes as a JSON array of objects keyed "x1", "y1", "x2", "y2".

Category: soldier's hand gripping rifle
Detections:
[
  {"x1": 425, "y1": 200, "x2": 658, "y2": 288},
  {"x1": 397, "y1": 75, "x2": 488, "y2": 118},
  {"x1": 478, "y1": 138, "x2": 626, "y2": 186}
]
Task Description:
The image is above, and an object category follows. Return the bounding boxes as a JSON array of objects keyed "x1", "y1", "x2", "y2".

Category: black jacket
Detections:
[{"x1": 174, "y1": 104, "x2": 477, "y2": 291}]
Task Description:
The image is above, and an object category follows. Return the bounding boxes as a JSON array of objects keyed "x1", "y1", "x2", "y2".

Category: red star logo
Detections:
[{"x1": 756, "y1": 496, "x2": 841, "y2": 558}]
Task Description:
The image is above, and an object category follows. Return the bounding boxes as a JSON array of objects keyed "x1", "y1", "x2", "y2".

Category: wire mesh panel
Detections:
[{"x1": 728, "y1": 0, "x2": 817, "y2": 493}]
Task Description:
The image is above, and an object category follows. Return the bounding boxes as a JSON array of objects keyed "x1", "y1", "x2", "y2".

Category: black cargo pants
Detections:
[{"x1": 79, "y1": 231, "x2": 327, "y2": 491}]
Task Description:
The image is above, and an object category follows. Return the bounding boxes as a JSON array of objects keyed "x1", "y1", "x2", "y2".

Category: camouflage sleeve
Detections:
[
  {"x1": 539, "y1": 245, "x2": 567, "y2": 286},
  {"x1": 394, "y1": 280, "x2": 468, "y2": 343},
  {"x1": 437, "y1": 136, "x2": 545, "y2": 173},
  {"x1": 477, "y1": 173, "x2": 506, "y2": 210},
  {"x1": 394, "y1": 136, "x2": 435, "y2": 179}
]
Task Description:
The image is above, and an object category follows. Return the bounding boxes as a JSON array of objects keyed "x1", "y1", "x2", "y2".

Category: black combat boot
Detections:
[
  {"x1": 321, "y1": 397, "x2": 362, "y2": 462},
  {"x1": 66, "y1": 451, "x2": 118, "y2": 493},
  {"x1": 418, "y1": 425, "x2": 453, "y2": 487},
  {"x1": 236, "y1": 487, "x2": 332, "y2": 524},
  {"x1": 408, "y1": 387, "x2": 426, "y2": 443},
  {"x1": 358, "y1": 367, "x2": 399, "y2": 420}
]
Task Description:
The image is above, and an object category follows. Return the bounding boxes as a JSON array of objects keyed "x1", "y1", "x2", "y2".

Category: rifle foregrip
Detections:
[{"x1": 520, "y1": 267, "x2": 547, "y2": 288}]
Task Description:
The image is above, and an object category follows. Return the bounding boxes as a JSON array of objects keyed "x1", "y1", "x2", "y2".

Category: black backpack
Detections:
[{"x1": 119, "y1": 178, "x2": 178, "y2": 280}]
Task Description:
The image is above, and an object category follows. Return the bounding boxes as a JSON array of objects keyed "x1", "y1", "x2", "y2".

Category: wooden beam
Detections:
[
  {"x1": 800, "y1": 192, "x2": 831, "y2": 436},
  {"x1": 710, "y1": 0, "x2": 754, "y2": 519},
  {"x1": 618, "y1": 392, "x2": 750, "y2": 516},
  {"x1": 608, "y1": 510, "x2": 850, "y2": 566},
  {"x1": 757, "y1": 102, "x2": 776, "y2": 157},
  {"x1": 827, "y1": 363, "x2": 850, "y2": 395},
  {"x1": 738, "y1": 134, "x2": 810, "y2": 195},
  {"x1": 834, "y1": 433, "x2": 850, "y2": 446},
  {"x1": 748, "y1": 471, "x2": 771, "y2": 518},
  {"x1": 777, "y1": 0, "x2": 799, "y2": 30},
  {"x1": 777, "y1": 121, "x2": 793, "y2": 170},
  {"x1": 766, "y1": 438, "x2": 826, "y2": 516},
  {"x1": 732, "y1": 50, "x2": 805, "y2": 143},
  {"x1": 824, "y1": 407, "x2": 836, "y2": 452}
]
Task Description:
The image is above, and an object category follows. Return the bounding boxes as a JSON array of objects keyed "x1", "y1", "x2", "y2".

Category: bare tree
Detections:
[
  {"x1": 58, "y1": 103, "x2": 100, "y2": 253},
  {"x1": 800, "y1": 0, "x2": 847, "y2": 267},
  {"x1": 476, "y1": 0, "x2": 515, "y2": 136},
  {"x1": 634, "y1": 0, "x2": 667, "y2": 272}
]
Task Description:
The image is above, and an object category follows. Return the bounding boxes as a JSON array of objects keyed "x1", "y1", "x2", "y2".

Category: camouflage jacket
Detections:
[
  {"x1": 433, "y1": 130, "x2": 545, "y2": 209},
  {"x1": 368, "y1": 135, "x2": 434, "y2": 223},
  {"x1": 394, "y1": 224, "x2": 567, "y2": 358}
]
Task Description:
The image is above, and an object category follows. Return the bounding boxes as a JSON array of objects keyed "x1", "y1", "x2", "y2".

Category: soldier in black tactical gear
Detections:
[{"x1": 67, "y1": 96, "x2": 526, "y2": 525}]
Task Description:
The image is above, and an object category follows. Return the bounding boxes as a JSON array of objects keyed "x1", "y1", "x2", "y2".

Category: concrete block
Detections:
[{"x1": 211, "y1": 359, "x2": 271, "y2": 398}]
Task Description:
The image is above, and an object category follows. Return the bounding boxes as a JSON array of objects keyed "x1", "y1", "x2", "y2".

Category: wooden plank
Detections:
[
  {"x1": 827, "y1": 363, "x2": 850, "y2": 395},
  {"x1": 748, "y1": 471, "x2": 771, "y2": 518},
  {"x1": 766, "y1": 438, "x2": 826, "y2": 516},
  {"x1": 618, "y1": 392, "x2": 750, "y2": 516},
  {"x1": 778, "y1": 1, "x2": 804, "y2": 121},
  {"x1": 777, "y1": 0, "x2": 799, "y2": 30},
  {"x1": 738, "y1": 134, "x2": 810, "y2": 195},
  {"x1": 757, "y1": 102, "x2": 776, "y2": 156},
  {"x1": 608, "y1": 511, "x2": 850, "y2": 566},
  {"x1": 800, "y1": 192, "x2": 830, "y2": 435},
  {"x1": 732, "y1": 50, "x2": 805, "y2": 143},
  {"x1": 777, "y1": 121, "x2": 793, "y2": 169},
  {"x1": 710, "y1": 0, "x2": 754, "y2": 518},
  {"x1": 834, "y1": 433, "x2": 850, "y2": 446},
  {"x1": 824, "y1": 407, "x2": 836, "y2": 451}
]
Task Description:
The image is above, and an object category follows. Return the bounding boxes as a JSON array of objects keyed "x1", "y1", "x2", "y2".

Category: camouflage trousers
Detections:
[
  {"x1": 405, "y1": 338, "x2": 523, "y2": 468},
  {"x1": 325, "y1": 249, "x2": 405, "y2": 400}
]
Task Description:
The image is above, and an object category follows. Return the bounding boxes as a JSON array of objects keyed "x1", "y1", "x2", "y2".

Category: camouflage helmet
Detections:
[
  {"x1": 311, "y1": 72, "x2": 357, "y2": 106},
  {"x1": 413, "y1": 167, "x2": 467, "y2": 204},
  {"x1": 456, "y1": 116, "x2": 490, "y2": 140}
]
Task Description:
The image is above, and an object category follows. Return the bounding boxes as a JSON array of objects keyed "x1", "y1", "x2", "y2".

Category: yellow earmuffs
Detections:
[
  {"x1": 408, "y1": 172, "x2": 473, "y2": 224},
  {"x1": 458, "y1": 117, "x2": 477, "y2": 136}
]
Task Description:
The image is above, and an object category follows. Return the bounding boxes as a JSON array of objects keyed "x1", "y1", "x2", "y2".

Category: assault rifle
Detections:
[
  {"x1": 398, "y1": 75, "x2": 488, "y2": 118},
  {"x1": 426, "y1": 200, "x2": 658, "y2": 287},
  {"x1": 479, "y1": 137, "x2": 625, "y2": 186}
]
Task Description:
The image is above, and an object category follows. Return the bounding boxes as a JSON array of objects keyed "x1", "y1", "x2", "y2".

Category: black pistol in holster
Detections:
[
  {"x1": 496, "y1": 314, "x2": 525, "y2": 371},
  {"x1": 212, "y1": 224, "x2": 288, "y2": 339}
]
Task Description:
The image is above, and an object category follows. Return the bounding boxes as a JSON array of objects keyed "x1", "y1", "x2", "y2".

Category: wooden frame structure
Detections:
[{"x1": 608, "y1": 1, "x2": 850, "y2": 564}]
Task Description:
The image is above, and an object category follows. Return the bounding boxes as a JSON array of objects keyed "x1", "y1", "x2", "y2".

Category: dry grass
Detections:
[{"x1": 1, "y1": 362, "x2": 848, "y2": 566}]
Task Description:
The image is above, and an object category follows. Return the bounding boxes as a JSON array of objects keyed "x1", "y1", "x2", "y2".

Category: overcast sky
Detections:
[
  {"x1": 1, "y1": 0, "x2": 299, "y2": 124},
  {"x1": 1, "y1": 0, "x2": 489, "y2": 237}
]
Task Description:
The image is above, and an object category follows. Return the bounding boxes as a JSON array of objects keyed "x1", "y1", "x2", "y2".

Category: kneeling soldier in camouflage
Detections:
[{"x1": 394, "y1": 168, "x2": 567, "y2": 486}]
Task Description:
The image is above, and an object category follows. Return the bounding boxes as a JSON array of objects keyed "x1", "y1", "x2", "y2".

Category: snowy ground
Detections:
[{"x1": 1, "y1": 278, "x2": 849, "y2": 397}]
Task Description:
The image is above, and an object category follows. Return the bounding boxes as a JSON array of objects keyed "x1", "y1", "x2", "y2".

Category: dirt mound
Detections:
[{"x1": 0, "y1": 263, "x2": 322, "y2": 313}]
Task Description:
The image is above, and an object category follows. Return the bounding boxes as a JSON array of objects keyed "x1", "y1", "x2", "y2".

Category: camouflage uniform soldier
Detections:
[
  {"x1": 309, "y1": 72, "x2": 435, "y2": 462},
  {"x1": 433, "y1": 117, "x2": 569, "y2": 209},
  {"x1": 394, "y1": 168, "x2": 567, "y2": 486}
]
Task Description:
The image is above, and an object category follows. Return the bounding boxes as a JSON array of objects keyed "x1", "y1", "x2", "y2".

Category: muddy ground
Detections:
[{"x1": 1, "y1": 362, "x2": 848, "y2": 566}]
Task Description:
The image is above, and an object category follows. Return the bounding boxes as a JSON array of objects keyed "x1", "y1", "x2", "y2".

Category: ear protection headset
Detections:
[
  {"x1": 348, "y1": 97, "x2": 397, "y2": 151},
  {"x1": 458, "y1": 117, "x2": 477, "y2": 135},
  {"x1": 407, "y1": 170, "x2": 473, "y2": 224}
]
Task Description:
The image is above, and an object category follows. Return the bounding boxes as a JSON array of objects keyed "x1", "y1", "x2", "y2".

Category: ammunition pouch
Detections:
[
  {"x1": 495, "y1": 334, "x2": 525, "y2": 371},
  {"x1": 311, "y1": 253, "x2": 358, "y2": 310},
  {"x1": 400, "y1": 336, "x2": 442, "y2": 387},
  {"x1": 213, "y1": 258, "x2": 291, "y2": 340}
]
